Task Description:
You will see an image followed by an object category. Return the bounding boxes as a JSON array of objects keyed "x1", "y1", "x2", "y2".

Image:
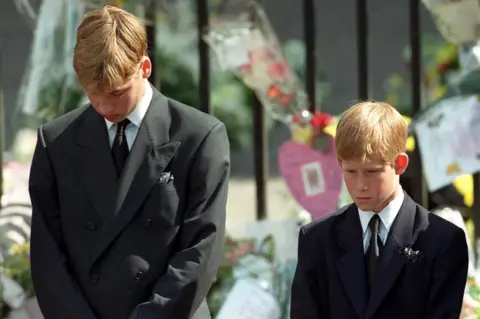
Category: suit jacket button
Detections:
[
  {"x1": 90, "y1": 274, "x2": 99, "y2": 283},
  {"x1": 143, "y1": 219, "x2": 152, "y2": 228},
  {"x1": 86, "y1": 221, "x2": 96, "y2": 231},
  {"x1": 135, "y1": 270, "x2": 144, "y2": 280}
]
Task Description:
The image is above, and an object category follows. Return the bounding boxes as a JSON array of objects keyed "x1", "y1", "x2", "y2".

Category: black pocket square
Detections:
[{"x1": 156, "y1": 172, "x2": 174, "y2": 184}]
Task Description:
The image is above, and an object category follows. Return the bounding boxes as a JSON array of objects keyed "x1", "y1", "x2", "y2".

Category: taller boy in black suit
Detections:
[{"x1": 29, "y1": 5, "x2": 229, "y2": 319}]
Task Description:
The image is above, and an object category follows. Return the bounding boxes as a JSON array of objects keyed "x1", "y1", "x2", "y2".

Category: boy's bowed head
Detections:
[{"x1": 335, "y1": 101, "x2": 409, "y2": 213}]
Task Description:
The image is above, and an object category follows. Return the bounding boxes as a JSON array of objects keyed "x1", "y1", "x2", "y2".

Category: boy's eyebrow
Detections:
[
  {"x1": 109, "y1": 85, "x2": 131, "y2": 95},
  {"x1": 364, "y1": 166, "x2": 384, "y2": 170},
  {"x1": 342, "y1": 164, "x2": 384, "y2": 170},
  {"x1": 110, "y1": 89, "x2": 126, "y2": 95}
]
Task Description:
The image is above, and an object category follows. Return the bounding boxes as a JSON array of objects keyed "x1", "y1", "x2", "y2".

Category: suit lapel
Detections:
[
  {"x1": 335, "y1": 204, "x2": 368, "y2": 319},
  {"x1": 91, "y1": 88, "x2": 181, "y2": 263},
  {"x1": 71, "y1": 107, "x2": 118, "y2": 217},
  {"x1": 364, "y1": 193, "x2": 425, "y2": 319}
]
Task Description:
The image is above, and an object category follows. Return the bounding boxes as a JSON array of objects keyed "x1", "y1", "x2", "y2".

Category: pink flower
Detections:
[{"x1": 267, "y1": 60, "x2": 289, "y2": 78}]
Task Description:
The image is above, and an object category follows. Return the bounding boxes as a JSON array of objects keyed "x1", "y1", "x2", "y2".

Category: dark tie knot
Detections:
[
  {"x1": 368, "y1": 214, "x2": 381, "y2": 234},
  {"x1": 116, "y1": 119, "x2": 131, "y2": 134}
]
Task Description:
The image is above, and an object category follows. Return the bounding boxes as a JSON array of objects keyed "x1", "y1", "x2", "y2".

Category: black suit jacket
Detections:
[
  {"x1": 28, "y1": 88, "x2": 230, "y2": 319},
  {"x1": 290, "y1": 193, "x2": 468, "y2": 319}
]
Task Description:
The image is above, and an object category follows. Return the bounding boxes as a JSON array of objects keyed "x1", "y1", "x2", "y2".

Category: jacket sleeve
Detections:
[
  {"x1": 424, "y1": 227, "x2": 469, "y2": 318},
  {"x1": 290, "y1": 226, "x2": 324, "y2": 319},
  {"x1": 29, "y1": 126, "x2": 98, "y2": 319},
  {"x1": 129, "y1": 122, "x2": 230, "y2": 319}
]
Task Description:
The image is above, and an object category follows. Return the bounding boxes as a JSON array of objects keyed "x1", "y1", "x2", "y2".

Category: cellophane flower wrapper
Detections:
[
  {"x1": 208, "y1": 234, "x2": 296, "y2": 318},
  {"x1": 422, "y1": 0, "x2": 480, "y2": 45},
  {"x1": 204, "y1": 0, "x2": 308, "y2": 124},
  {"x1": 18, "y1": 0, "x2": 87, "y2": 120},
  {"x1": 411, "y1": 42, "x2": 480, "y2": 127},
  {"x1": 17, "y1": 0, "x2": 144, "y2": 122},
  {"x1": 461, "y1": 275, "x2": 480, "y2": 318}
]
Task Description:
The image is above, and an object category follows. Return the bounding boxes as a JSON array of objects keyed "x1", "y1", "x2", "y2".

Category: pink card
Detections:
[{"x1": 278, "y1": 137, "x2": 343, "y2": 220}]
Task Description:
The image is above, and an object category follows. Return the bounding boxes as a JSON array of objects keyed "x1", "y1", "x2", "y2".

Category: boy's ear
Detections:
[
  {"x1": 140, "y1": 56, "x2": 152, "y2": 78},
  {"x1": 395, "y1": 153, "x2": 409, "y2": 175}
]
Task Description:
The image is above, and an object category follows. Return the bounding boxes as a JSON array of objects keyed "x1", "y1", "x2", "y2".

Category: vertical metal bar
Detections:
[
  {"x1": 473, "y1": 174, "x2": 480, "y2": 265},
  {"x1": 356, "y1": 0, "x2": 368, "y2": 100},
  {"x1": 0, "y1": 43, "x2": 3, "y2": 206},
  {"x1": 197, "y1": 0, "x2": 211, "y2": 114},
  {"x1": 252, "y1": 0, "x2": 268, "y2": 220},
  {"x1": 253, "y1": 95, "x2": 268, "y2": 220},
  {"x1": 145, "y1": 0, "x2": 156, "y2": 86},
  {"x1": 409, "y1": 0, "x2": 421, "y2": 118},
  {"x1": 303, "y1": 0, "x2": 316, "y2": 112},
  {"x1": 408, "y1": 0, "x2": 428, "y2": 208}
]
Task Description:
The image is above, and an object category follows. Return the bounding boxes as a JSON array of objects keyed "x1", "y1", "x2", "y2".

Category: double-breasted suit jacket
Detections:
[{"x1": 29, "y1": 87, "x2": 230, "y2": 319}]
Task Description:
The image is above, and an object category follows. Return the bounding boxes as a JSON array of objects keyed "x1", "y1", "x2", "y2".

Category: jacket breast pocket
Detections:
[{"x1": 153, "y1": 180, "x2": 176, "y2": 194}]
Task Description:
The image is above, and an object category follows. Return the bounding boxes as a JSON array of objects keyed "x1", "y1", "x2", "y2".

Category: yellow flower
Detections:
[
  {"x1": 435, "y1": 43, "x2": 458, "y2": 65},
  {"x1": 431, "y1": 86, "x2": 447, "y2": 102},
  {"x1": 8, "y1": 243, "x2": 29, "y2": 256},
  {"x1": 388, "y1": 73, "x2": 404, "y2": 89},
  {"x1": 386, "y1": 93, "x2": 399, "y2": 106},
  {"x1": 425, "y1": 66, "x2": 439, "y2": 83}
]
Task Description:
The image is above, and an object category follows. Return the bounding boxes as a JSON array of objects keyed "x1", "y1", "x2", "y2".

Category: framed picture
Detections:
[{"x1": 301, "y1": 162, "x2": 325, "y2": 197}]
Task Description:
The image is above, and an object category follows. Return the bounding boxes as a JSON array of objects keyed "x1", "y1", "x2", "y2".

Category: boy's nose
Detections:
[
  {"x1": 357, "y1": 181, "x2": 368, "y2": 192},
  {"x1": 99, "y1": 103, "x2": 114, "y2": 113}
]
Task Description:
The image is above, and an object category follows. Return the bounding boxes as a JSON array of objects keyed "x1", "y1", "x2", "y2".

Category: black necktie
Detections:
[
  {"x1": 111, "y1": 119, "x2": 130, "y2": 176},
  {"x1": 366, "y1": 214, "x2": 383, "y2": 294}
]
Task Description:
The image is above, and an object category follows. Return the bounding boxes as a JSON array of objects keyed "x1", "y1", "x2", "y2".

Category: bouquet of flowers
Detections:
[
  {"x1": 462, "y1": 276, "x2": 480, "y2": 318},
  {"x1": 207, "y1": 234, "x2": 296, "y2": 319},
  {"x1": 2, "y1": 243, "x2": 34, "y2": 299},
  {"x1": 383, "y1": 35, "x2": 459, "y2": 116}
]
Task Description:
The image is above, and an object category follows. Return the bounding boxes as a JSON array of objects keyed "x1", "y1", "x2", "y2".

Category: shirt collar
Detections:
[
  {"x1": 358, "y1": 187, "x2": 404, "y2": 235},
  {"x1": 105, "y1": 79, "x2": 153, "y2": 130}
]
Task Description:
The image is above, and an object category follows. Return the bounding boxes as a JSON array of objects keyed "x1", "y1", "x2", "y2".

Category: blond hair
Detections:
[
  {"x1": 335, "y1": 101, "x2": 408, "y2": 163},
  {"x1": 73, "y1": 5, "x2": 147, "y2": 92}
]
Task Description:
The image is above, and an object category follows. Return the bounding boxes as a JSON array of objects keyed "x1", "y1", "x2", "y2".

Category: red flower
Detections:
[
  {"x1": 437, "y1": 63, "x2": 450, "y2": 73},
  {"x1": 291, "y1": 111, "x2": 333, "y2": 129},
  {"x1": 267, "y1": 85, "x2": 282, "y2": 98},
  {"x1": 310, "y1": 111, "x2": 333, "y2": 129}
]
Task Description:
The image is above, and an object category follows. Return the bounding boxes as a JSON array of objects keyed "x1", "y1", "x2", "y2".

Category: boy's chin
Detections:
[{"x1": 354, "y1": 201, "x2": 376, "y2": 212}]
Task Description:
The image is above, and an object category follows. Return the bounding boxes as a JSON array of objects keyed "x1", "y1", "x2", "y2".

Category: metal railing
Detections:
[
  {"x1": 188, "y1": 0, "x2": 429, "y2": 219},
  {"x1": 194, "y1": 0, "x2": 320, "y2": 220},
  {"x1": 0, "y1": 42, "x2": 4, "y2": 205}
]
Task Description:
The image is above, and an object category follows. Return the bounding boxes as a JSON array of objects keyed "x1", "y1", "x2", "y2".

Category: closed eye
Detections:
[{"x1": 110, "y1": 89, "x2": 126, "y2": 97}]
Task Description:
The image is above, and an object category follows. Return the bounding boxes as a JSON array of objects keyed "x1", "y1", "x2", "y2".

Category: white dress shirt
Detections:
[
  {"x1": 358, "y1": 189, "x2": 404, "y2": 253},
  {"x1": 104, "y1": 80, "x2": 153, "y2": 150}
]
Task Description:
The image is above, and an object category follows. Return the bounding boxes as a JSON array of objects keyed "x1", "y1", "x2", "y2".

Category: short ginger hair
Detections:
[
  {"x1": 73, "y1": 5, "x2": 147, "y2": 92},
  {"x1": 335, "y1": 101, "x2": 408, "y2": 163}
]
